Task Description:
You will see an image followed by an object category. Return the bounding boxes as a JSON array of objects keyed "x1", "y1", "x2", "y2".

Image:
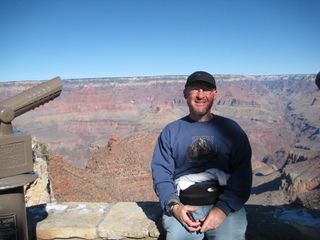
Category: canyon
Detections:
[{"x1": 1, "y1": 74, "x2": 319, "y2": 208}]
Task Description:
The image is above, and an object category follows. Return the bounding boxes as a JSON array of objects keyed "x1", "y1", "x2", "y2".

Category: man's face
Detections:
[{"x1": 184, "y1": 81, "x2": 217, "y2": 119}]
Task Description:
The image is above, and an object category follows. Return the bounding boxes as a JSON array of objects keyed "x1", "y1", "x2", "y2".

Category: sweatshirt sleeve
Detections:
[
  {"x1": 151, "y1": 128, "x2": 180, "y2": 209},
  {"x1": 215, "y1": 122, "x2": 252, "y2": 215}
]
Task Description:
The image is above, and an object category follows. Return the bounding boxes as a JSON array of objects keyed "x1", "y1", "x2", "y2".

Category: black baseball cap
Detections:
[{"x1": 185, "y1": 71, "x2": 216, "y2": 89}]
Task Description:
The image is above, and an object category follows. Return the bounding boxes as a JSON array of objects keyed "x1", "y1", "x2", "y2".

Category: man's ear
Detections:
[
  {"x1": 213, "y1": 90, "x2": 218, "y2": 101},
  {"x1": 183, "y1": 89, "x2": 188, "y2": 99}
]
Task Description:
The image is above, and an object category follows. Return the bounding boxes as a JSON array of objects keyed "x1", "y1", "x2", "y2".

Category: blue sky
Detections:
[{"x1": 0, "y1": 0, "x2": 319, "y2": 82}]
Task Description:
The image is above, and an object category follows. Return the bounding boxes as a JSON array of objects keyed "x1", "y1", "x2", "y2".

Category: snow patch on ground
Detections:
[{"x1": 269, "y1": 206, "x2": 320, "y2": 228}]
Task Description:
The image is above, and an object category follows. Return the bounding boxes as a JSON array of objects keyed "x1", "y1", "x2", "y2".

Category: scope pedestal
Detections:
[
  {"x1": 0, "y1": 173, "x2": 37, "y2": 240},
  {"x1": 0, "y1": 77, "x2": 62, "y2": 239}
]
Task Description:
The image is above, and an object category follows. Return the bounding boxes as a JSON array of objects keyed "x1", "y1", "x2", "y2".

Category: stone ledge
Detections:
[
  {"x1": 27, "y1": 202, "x2": 165, "y2": 240},
  {"x1": 27, "y1": 202, "x2": 320, "y2": 240}
]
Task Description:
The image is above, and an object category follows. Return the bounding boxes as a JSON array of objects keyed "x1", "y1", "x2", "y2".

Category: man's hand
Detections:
[
  {"x1": 199, "y1": 207, "x2": 226, "y2": 233},
  {"x1": 172, "y1": 205, "x2": 202, "y2": 232}
]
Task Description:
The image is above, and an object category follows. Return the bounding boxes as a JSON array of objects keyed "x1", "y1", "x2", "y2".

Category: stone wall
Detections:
[{"x1": 27, "y1": 202, "x2": 320, "y2": 240}]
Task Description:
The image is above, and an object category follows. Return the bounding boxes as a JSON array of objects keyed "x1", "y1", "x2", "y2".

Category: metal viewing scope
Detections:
[
  {"x1": 316, "y1": 72, "x2": 320, "y2": 89},
  {"x1": 0, "y1": 76, "x2": 63, "y2": 178}
]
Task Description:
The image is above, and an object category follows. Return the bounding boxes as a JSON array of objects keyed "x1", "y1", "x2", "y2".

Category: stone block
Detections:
[
  {"x1": 98, "y1": 202, "x2": 162, "y2": 239},
  {"x1": 36, "y1": 202, "x2": 109, "y2": 239}
]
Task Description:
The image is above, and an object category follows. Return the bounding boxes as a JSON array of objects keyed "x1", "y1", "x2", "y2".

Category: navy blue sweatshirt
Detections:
[{"x1": 151, "y1": 115, "x2": 252, "y2": 215}]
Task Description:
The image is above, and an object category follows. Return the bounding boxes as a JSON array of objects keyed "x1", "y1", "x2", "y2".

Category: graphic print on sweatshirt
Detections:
[{"x1": 186, "y1": 136, "x2": 219, "y2": 162}]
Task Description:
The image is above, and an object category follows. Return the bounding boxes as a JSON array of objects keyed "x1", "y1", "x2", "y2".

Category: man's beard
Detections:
[{"x1": 187, "y1": 99, "x2": 213, "y2": 117}]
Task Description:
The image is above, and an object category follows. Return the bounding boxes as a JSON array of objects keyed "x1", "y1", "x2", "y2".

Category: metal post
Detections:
[{"x1": 0, "y1": 173, "x2": 37, "y2": 239}]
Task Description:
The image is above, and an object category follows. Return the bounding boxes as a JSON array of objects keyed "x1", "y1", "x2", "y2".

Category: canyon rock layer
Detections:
[{"x1": 1, "y1": 74, "x2": 319, "y2": 207}]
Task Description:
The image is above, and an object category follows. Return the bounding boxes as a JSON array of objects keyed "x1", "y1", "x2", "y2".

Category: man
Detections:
[{"x1": 151, "y1": 71, "x2": 252, "y2": 240}]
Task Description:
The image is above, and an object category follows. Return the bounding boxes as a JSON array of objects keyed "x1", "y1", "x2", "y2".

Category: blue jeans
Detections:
[{"x1": 162, "y1": 205, "x2": 247, "y2": 240}]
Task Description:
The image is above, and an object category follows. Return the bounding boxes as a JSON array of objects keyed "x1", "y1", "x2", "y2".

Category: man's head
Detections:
[{"x1": 184, "y1": 71, "x2": 217, "y2": 121}]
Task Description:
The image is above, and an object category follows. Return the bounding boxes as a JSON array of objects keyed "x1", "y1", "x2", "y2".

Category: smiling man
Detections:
[{"x1": 151, "y1": 71, "x2": 252, "y2": 240}]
